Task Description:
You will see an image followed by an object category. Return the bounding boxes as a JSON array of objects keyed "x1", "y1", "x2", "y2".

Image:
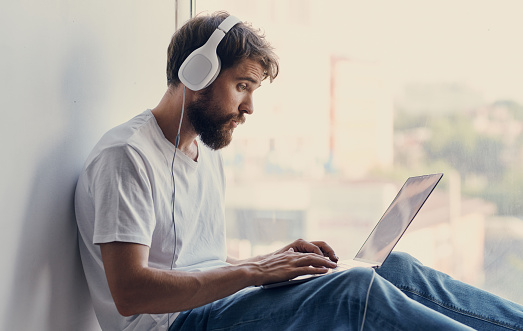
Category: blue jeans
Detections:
[{"x1": 170, "y1": 252, "x2": 523, "y2": 330}]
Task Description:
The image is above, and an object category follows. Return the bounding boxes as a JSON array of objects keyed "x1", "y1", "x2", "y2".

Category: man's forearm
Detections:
[
  {"x1": 102, "y1": 242, "x2": 260, "y2": 317},
  {"x1": 114, "y1": 263, "x2": 257, "y2": 316}
]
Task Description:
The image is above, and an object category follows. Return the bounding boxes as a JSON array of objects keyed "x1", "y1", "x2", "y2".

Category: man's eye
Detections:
[{"x1": 238, "y1": 84, "x2": 247, "y2": 91}]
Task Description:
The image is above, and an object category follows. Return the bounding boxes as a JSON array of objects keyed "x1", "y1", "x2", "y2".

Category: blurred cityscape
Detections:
[{"x1": 198, "y1": 0, "x2": 523, "y2": 304}]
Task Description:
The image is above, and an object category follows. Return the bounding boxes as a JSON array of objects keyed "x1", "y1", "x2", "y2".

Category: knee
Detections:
[
  {"x1": 376, "y1": 251, "x2": 422, "y2": 281},
  {"x1": 385, "y1": 251, "x2": 419, "y2": 268}
]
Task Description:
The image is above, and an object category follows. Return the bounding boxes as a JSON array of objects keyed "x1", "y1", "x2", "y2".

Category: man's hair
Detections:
[{"x1": 167, "y1": 11, "x2": 279, "y2": 87}]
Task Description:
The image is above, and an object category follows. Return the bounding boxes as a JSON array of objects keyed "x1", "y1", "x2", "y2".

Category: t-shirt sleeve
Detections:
[{"x1": 86, "y1": 145, "x2": 156, "y2": 246}]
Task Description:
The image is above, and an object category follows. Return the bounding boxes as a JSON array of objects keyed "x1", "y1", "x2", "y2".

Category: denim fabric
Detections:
[
  {"x1": 170, "y1": 252, "x2": 523, "y2": 330},
  {"x1": 376, "y1": 252, "x2": 523, "y2": 330}
]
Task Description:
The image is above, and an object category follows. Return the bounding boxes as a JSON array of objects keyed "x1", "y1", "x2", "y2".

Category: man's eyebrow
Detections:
[{"x1": 237, "y1": 76, "x2": 262, "y2": 87}]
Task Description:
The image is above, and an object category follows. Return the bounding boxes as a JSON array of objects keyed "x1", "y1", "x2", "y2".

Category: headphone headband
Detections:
[{"x1": 218, "y1": 15, "x2": 241, "y2": 33}]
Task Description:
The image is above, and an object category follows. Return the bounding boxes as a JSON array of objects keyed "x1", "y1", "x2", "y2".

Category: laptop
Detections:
[{"x1": 261, "y1": 173, "x2": 443, "y2": 289}]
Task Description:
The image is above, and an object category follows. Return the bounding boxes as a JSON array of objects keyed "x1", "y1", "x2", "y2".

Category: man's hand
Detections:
[
  {"x1": 275, "y1": 239, "x2": 339, "y2": 263},
  {"x1": 227, "y1": 239, "x2": 338, "y2": 265},
  {"x1": 249, "y1": 248, "x2": 338, "y2": 286},
  {"x1": 239, "y1": 239, "x2": 339, "y2": 286}
]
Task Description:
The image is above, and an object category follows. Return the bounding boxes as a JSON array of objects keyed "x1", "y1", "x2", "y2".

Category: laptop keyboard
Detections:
[{"x1": 334, "y1": 261, "x2": 355, "y2": 272}]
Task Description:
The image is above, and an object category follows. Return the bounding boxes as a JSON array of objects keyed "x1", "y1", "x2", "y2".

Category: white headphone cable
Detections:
[
  {"x1": 360, "y1": 268, "x2": 376, "y2": 331},
  {"x1": 167, "y1": 85, "x2": 186, "y2": 330}
]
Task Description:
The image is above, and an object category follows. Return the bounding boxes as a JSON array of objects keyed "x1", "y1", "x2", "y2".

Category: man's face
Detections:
[{"x1": 187, "y1": 58, "x2": 264, "y2": 150}]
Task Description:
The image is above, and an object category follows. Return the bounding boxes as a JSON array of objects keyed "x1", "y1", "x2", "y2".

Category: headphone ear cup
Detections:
[{"x1": 178, "y1": 46, "x2": 220, "y2": 91}]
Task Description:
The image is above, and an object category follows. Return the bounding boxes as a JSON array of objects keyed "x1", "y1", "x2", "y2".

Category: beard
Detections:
[{"x1": 187, "y1": 87, "x2": 245, "y2": 150}]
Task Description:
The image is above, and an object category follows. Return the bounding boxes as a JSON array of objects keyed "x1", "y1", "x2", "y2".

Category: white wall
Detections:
[{"x1": 0, "y1": 1, "x2": 176, "y2": 329}]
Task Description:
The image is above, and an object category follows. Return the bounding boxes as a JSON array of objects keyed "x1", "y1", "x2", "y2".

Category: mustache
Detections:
[
  {"x1": 235, "y1": 114, "x2": 246, "y2": 125},
  {"x1": 223, "y1": 113, "x2": 246, "y2": 126}
]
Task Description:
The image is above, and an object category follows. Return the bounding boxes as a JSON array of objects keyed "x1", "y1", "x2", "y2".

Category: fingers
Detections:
[
  {"x1": 311, "y1": 240, "x2": 339, "y2": 262},
  {"x1": 283, "y1": 252, "x2": 337, "y2": 280},
  {"x1": 255, "y1": 251, "x2": 336, "y2": 286},
  {"x1": 288, "y1": 239, "x2": 339, "y2": 262},
  {"x1": 273, "y1": 250, "x2": 337, "y2": 269},
  {"x1": 289, "y1": 251, "x2": 337, "y2": 269},
  {"x1": 290, "y1": 239, "x2": 323, "y2": 255}
]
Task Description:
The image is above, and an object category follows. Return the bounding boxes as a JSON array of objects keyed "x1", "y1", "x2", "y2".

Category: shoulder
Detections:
[
  {"x1": 86, "y1": 111, "x2": 168, "y2": 172},
  {"x1": 81, "y1": 112, "x2": 161, "y2": 183}
]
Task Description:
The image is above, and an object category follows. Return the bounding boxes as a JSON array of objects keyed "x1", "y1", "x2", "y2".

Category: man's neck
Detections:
[
  {"x1": 180, "y1": 139, "x2": 199, "y2": 161},
  {"x1": 151, "y1": 86, "x2": 199, "y2": 161}
]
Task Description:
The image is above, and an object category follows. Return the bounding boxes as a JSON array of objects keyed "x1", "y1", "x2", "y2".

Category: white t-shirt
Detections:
[{"x1": 75, "y1": 110, "x2": 229, "y2": 330}]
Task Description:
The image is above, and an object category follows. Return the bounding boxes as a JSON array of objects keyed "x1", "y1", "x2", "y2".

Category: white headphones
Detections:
[{"x1": 178, "y1": 15, "x2": 241, "y2": 91}]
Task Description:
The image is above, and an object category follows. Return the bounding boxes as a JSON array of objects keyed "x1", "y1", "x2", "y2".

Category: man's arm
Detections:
[{"x1": 101, "y1": 240, "x2": 337, "y2": 316}]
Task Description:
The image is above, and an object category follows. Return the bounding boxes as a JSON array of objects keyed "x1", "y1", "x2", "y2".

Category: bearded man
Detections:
[{"x1": 75, "y1": 11, "x2": 523, "y2": 331}]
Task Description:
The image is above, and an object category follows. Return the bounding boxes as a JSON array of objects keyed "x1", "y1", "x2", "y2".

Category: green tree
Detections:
[
  {"x1": 424, "y1": 114, "x2": 504, "y2": 180},
  {"x1": 482, "y1": 167, "x2": 523, "y2": 216}
]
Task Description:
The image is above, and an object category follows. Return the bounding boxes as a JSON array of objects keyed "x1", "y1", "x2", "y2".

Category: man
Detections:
[{"x1": 75, "y1": 11, "x2": 523, "y2": 330}]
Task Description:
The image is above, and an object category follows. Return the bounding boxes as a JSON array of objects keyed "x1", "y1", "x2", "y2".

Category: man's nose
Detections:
[{"x1": 241, "y1": 94, "x2": 254, "y2": 115}]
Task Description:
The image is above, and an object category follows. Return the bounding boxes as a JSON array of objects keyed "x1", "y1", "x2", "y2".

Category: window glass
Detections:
[{"x1": 197, "y1": 0, "x2": 523, "y2": 304}]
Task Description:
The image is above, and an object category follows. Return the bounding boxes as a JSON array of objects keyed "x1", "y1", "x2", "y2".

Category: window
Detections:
[{"x1": 197, "y1": 0, "x2": 523, "y2": 304}]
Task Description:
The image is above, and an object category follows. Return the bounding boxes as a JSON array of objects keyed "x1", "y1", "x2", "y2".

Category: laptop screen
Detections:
[{"x1": 354, "y1": 173, "x2": 443, "y2": 265}]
